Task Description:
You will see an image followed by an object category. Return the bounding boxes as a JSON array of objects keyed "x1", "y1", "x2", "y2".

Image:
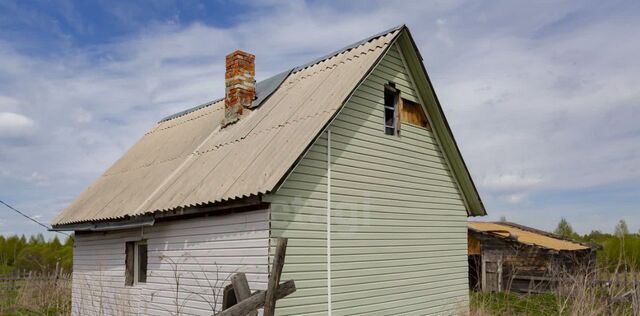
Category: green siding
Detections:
[{"x1": 265, "y1": 43, "x2": 469, "y2": 315}]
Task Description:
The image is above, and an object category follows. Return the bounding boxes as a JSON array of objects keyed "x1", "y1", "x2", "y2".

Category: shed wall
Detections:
[
  {"x1": 266, "y1": 43, "x2": 469, "y2": 315},
  {"x1": 71, "y1": 209, "x2": 269, "y2": 315}
]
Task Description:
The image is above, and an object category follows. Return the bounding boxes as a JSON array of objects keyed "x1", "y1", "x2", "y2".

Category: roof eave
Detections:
[{"x1": 396, "y1": 26, "x2": 487, "y2": 217}]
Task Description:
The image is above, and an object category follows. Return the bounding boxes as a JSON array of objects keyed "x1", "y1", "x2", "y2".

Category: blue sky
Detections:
[{"x1": 0, "y1": 0, "x2": 638, "y2": 237}]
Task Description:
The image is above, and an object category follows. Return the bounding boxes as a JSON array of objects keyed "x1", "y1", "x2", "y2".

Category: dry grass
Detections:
[
  {"x1": 0, "y1": 273, "x2": 71, "y2": 315},
  {"x1": 470, "y1": 265, "x2": 640, "y2": 316}
]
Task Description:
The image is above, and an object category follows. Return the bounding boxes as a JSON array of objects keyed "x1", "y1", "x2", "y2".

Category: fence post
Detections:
[
  {"x1": 264, "y1": 238, "x2": 288, "y2": 316},
  {"x1": 55, "y1": 260, "x2": 61, "y2": 285},
  {"x1": 231, "y1": 273, "x2": 257, "y2": 316}
]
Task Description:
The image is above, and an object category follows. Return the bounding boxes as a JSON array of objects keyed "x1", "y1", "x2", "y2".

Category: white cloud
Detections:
[
  {"x1": 0, "y1": 1, "x2": 639, "y2": 235},
  {"x1": 483, "y1": 173, "x2": 544, "y2": 191},
  {"x1": 0, "y1": 111, "x2": 34, "y2": 137},
  {"x1": 0, "y1": 95, "x2": 20, "y2": 111},
  {"x1": 505, "y1": 193, "x2": 527, "y2": 204}
]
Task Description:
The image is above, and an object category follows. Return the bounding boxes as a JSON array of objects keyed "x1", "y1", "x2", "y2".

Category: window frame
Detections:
[
  {"x1": 383, "y1": 83, "x2": 400, "y2": 136},
  {"x1": 134, "y1": 240, "x2": 147, "y2": 285},
  {"x1": 126, "y1": 239, "x2": 147, "y2": 286}
]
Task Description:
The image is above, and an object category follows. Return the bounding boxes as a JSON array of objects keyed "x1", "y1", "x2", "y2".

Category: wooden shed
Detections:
[{"x1": 468, "y1": 221, "x2": 597, "y2": 293}]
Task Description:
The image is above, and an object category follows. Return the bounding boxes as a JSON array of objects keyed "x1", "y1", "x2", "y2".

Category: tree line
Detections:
[
  {"x1": 553, "y1": 217, "x2": 640, "y2": 270},
  {"x1": 0, "y1": 218, "x2": 637, "y2": 275},
  {"x1": 0, "y1": 234, "x2": 73, "y2": 274}
]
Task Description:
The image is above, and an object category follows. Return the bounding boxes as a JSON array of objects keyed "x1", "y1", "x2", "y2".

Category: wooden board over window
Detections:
[
  {"x1": 468, "y1": 234, "x2": 481, "y2": 255},
  {"x1": 400, "y1": 98, "x2": 429, "y2": 129}
]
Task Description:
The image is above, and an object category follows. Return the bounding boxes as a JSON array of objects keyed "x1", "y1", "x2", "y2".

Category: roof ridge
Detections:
[
  {"x1": 292, "y1": 24, "x2": 404, "y2": 73},
  {"x1": 148, "y1": 100, "x2": 224, "y2": 135},
  {"x1": 157, "y1": 24, "x2": 404, "y2": 124}
]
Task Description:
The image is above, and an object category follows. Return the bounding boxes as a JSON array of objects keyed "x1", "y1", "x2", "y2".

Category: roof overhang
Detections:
[
  {"x1": 51, "y1": 215, "x2": 155, "y2": 232},
  {"x1": 468, "y1": 221, "x2": 599, "y2": 252},
  {"x1": 394, "y1": 26, "x2": 487, "y2": 216},
  {"x1": 51, "y1": 195, "x2": 268, "y2": 232}
]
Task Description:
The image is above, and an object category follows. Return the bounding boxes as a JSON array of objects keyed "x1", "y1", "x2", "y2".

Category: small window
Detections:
[
  {"x1": 384, "y1": 83, "x2": 399, "y2": 135},
  {"x1": 125, "y1": 240, "x2": 147, "y2": 286},
  {"x1": 400, "y1": 98, "x2": 430, "y2": 129}
]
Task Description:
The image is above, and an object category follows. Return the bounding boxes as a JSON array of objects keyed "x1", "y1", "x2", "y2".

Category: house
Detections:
[
  {"x1": 468, "y1": 221, "x2": 597, "y2": 293},
  {"x1": 52, "y1": 25, "x2": 486, "y2": 315}
]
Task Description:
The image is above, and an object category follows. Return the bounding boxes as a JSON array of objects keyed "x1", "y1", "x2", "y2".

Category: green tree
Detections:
[
  {"x1": 0, "y1": 233, "x2": 75, "y2": 273},
  {"x1": 615, "y1": 219, "x2": 629, "y2": 238},
  {"x1": 554, "y1": 217, "x2": 578, "y2": 239}
]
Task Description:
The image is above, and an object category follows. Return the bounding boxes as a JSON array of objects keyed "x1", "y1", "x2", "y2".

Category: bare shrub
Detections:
[
  {"x1": 471, "y1": 257, "x2": 640, "y2": 316},
  {"x1": 149, "y1": 254, "x2": 244, "y2": 315}
]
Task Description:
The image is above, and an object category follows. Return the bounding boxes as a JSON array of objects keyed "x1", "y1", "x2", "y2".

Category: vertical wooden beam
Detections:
[
  {"x1": 231, "y1": 272, "x2": 257, "y2": 316},
  {"x1": 481, "y1": 255, "x2": 487, "y2": 292},
  {"x1": 264, "y1": 238, "x2": 288, "y2": 316},
  {"x1": 497, "y1": 256, "x2": 503, "y2": 292}
]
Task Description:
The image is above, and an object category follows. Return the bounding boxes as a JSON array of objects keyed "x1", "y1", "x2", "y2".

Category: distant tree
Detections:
[
  {"x1": 0, "y1": 233, "x2": 75, "y2": 273},
  {"x1": 16, "y1": 247, "x2": 47, "y2": 271},
  {"x1": 615, "y1": 219, "x2": 630, "y2": 238},
  {"x1": 499, "y1": 216, "x2": 507, "y2": 222},
  {"x1": 64, "y1": 235, "x2": 74, "y2": 247},
  {"x1": 50, "y1": 236, "x2": 62, "y2": 250},
  {"x1": 583, "y1": 230, "x2": 607, "y2": 242},
  {"x1": 554, "y1": 217, "x2": 578, "y2": 239}
]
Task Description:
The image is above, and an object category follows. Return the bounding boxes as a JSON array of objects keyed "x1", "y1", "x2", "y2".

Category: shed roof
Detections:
[
  {"x1": 52, "y1": 25, "x2": 487, "y2": 227},
  {"x1": 468, "y1": 221, "x2": 590, "y2": 251}
]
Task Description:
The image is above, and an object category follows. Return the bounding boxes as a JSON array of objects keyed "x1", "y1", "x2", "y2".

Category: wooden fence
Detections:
[{"x1": 0, "y1": 269, "x2": 71, "y2": 291}]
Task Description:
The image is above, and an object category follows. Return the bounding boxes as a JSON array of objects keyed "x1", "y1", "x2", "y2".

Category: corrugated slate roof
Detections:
[
  {"x1": 52, "y1": 28, "x2": 400, "y2": 225},
  {"x1": 468, "y1": 221, "x2": 590, "y2": 251}
]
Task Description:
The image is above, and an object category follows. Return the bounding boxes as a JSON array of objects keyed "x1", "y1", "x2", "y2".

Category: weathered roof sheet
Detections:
[
  {"x1": 468, "y1": 221, "x2": 590, "y2": 251},
  {"x1": 52, "y1": 28, "x2": 400, "y2": 225}
]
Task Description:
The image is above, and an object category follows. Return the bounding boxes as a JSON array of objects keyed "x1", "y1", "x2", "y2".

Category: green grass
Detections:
[
  {"x1": 470, "y1": 291, "x2": 636, "y2": 316},
  {"x1": 471, "y1": 291, "x2": 563, "y2": 316}
]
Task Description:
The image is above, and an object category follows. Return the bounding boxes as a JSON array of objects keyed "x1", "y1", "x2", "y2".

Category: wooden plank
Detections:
[
  {"x1": 218, "y1": 280, "x2": 296, "y2": 316},
  {"x1": 231, "y1": 272, "x2": 257, "y2": 316},
  {"x1": 264, "y1": 238, "x2": 288, "y2": 316}
]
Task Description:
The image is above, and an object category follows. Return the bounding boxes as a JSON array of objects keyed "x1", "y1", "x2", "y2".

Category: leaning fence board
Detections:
[
  {"x1": 219, "y1": 237, "x2": 295, "y2": 316},
  {"x1": 217, "y1": 280, "x2": 296, "y2": 316},
  {"x1": 231, "y1": 272, "x2": 258, "y2": 316}
]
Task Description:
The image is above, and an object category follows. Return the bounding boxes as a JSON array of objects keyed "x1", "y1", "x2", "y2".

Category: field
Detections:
[
  {"x1": 470, "y1": 290, "x2": 638, "y2": 316},
  {"x1": 1, "y1": 230, "x2": 639, "y2": 315},
  {"x1": 0, "y1": 273, "x2": 71, "y2": 316},
  {"x1": 469, "y1": 267, "x2": 640, "y2": 316},
  {"x1": 1, "y1": 272, "x2": 639, "y2": 315}
]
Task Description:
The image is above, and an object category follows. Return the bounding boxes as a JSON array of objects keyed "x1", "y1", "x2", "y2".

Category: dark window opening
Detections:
[
  {"x1": 384, "y1": 83, "x2": 399, "y2": 135},
  {"x1": 469, "y1": 255, "x2": 481, "y2": 291},
  {"x1": 222, "y1": 284, "x2": 237, "y2": 309},
  {"x1": 125, "y1": 240, "x2": 147, "y2": 286},
  {"x1": 137, "y1": 243, "x2": 148, "y2": 283}
]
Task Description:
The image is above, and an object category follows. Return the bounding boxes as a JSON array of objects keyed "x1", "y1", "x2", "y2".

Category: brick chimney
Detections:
[{"x1": 223, "y1": 50, "x2": 256, "y2": 126}]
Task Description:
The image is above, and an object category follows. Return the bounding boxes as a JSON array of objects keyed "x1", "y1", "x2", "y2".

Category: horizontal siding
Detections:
[
  {"x1": 72, "y1": 210, "x2": 269, "y2": 315},
  {"x1": 266, "y1": 43, "x2": 468, "y2": 315},
  {"x1": 265, "y1": 134, "x2": 330, "y2": 316}
]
